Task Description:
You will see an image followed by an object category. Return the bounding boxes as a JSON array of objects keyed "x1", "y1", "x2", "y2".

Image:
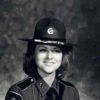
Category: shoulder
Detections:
[
  {"x1": 5, "y1": 77, "x2": 35, "y2": 100},
  {"x1": 59, "y1": 79, "x2": 76, "y2": 88},
  {"x1": 59, "y1": 79, "x2": 79, "y2": 92},
  {"x1": 9, "y1": 77, "x2": 35, "y2": 90},
  {"x1": 15, "y1": 77, "x2": 35, "y2": 90},
  {"x1": 10, "y1": 77, "x2": 35, "y2": 91},
  {"x1": 59, "y1": 79, "x2": 80, "y2": 100}
]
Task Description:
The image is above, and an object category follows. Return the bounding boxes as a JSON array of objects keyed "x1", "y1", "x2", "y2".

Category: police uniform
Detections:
[
  {"x1": 5, "y1": 17, "x2": 79, "y2": 100},
  {"x1": 5, "y1": 75, "x2": 79, "y2": 100}
]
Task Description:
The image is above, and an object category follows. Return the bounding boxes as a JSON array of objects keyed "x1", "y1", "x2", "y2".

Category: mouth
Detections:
[{"x1": 43, "y1": 61, "x2": 55, "y2": 66}]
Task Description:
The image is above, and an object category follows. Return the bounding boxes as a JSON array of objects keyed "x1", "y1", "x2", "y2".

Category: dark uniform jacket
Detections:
[{"x1": 5, "y1": 75, "x2": 80, "y2": 100}]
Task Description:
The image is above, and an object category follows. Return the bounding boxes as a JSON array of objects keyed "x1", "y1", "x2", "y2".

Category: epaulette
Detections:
[
  {"x1": 59, "y1": 80, "x2": 75, "y2": 88},
  {"x1": 15, "y1": 77, "x2": 35, "y2": 90}
]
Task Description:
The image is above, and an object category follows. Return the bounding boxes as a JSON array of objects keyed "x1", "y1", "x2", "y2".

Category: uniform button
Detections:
[{"x1": 31, "y1": 79, "x2": 34, "y2": 82}]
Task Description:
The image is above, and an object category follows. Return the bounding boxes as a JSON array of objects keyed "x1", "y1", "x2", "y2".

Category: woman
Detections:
[{"x1": 5, "y1": 17, "x2": 80, "y2": 100}]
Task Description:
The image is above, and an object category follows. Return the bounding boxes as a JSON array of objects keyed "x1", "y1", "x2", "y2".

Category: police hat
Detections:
[{"x1": 20, "y1": 17, "x2": 76, "y2": 52}]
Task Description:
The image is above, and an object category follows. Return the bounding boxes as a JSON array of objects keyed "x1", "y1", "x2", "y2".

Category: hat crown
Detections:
[
  {"x1": 34, "y1": 17, "x2": 66, "y2": 42},
  {"x1": 19, "y1": 17, "x2": 75, "y2": 52}
]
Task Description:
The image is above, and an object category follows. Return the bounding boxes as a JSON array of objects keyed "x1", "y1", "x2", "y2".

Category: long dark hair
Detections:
[{"x1": 23, "y1": 41, "x2": 72, "y2": 79}]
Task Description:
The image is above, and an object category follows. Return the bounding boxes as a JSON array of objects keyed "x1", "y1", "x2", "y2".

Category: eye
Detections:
[
  {"x1": 52, "y1": 48, "x2": 62, "y2": 53},
  {"x1": 38, "y1": 48, "x2": 47, "y2": 52}
]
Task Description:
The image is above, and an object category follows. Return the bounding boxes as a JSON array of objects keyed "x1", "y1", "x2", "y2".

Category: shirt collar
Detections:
[{"x1": 33, "y1": 73, "x2": 59, "y2": 96}]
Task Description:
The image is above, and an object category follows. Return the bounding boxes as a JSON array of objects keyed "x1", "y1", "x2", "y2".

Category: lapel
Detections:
[{"x1": 59, "y1": 80, "x2": 65, "y2": 100}]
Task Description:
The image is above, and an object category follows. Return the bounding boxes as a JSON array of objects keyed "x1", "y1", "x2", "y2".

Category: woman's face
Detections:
[{"x1": 34, "y1": 44, "x2": 63, "y2": 74}]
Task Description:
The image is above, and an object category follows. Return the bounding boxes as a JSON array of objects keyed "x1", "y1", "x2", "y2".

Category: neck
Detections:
[{"x1": 37, "y1": 69, "x2": 56, "y2": 87}]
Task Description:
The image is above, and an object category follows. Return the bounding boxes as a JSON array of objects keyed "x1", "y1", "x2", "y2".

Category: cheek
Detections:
[
  {"x1": 54, "y1": 53, "x2": 63, "y2": 63},
  {"x1": 35, "y1": 53, "x2": 46, "y2": 64}
]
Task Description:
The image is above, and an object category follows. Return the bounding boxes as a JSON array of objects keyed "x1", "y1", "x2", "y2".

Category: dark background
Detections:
[{"x1": 0, "y1": 0, "x2": 100, "y2": 100}]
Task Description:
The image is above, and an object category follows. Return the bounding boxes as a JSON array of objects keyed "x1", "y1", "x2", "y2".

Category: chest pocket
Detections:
[{"x1": 21, "y1": 84, "x2": 34, "y2": 100}]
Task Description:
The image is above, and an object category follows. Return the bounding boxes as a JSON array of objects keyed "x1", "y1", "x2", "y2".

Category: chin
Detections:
[
  {"x1": 45, "y1": 72, "x2": 54, "y2": 75},
  {"x1": 44, "y1": 69, "x2": 56, "y2": 74}
]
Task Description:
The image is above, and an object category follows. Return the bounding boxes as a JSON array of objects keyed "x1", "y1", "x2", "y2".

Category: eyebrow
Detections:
[
  {"x1": 38, "y1": 46, "x2": 47, "y2": 48},
  {"x1": 37, "y1": 45, "x2": 61, "y2": 49},
  {"x1": 38, "y1": 46, "x2": 61, "y2": 50}
]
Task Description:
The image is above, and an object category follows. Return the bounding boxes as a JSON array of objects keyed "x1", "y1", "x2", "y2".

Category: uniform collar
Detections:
[{"x1": 33, "y1": 72, "x2": 59, "y2": 96}]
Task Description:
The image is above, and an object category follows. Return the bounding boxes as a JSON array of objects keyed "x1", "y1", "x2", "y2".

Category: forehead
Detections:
[{"x1": 35, "y1": 44, "x2": 60, "y2": 49}]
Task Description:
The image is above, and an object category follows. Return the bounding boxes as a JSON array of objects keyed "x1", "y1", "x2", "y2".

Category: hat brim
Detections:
[{"x1": 19, "y1": 38, "x2": 76, "y2": 52}]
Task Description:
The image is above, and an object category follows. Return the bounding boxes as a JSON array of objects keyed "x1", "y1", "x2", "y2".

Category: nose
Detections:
[{"x1": 46, "y1": 51, "x2": 53, "y2": 59}]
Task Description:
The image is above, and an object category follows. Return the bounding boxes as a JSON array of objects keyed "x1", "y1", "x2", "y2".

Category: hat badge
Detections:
[{"x1": 47, "y1": 27, "x2": 54, "y2": 35}]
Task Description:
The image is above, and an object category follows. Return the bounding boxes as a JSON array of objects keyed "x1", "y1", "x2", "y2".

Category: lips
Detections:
[{"x1": 43, "y1": 61, "x2": 55, "y2": 66}]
